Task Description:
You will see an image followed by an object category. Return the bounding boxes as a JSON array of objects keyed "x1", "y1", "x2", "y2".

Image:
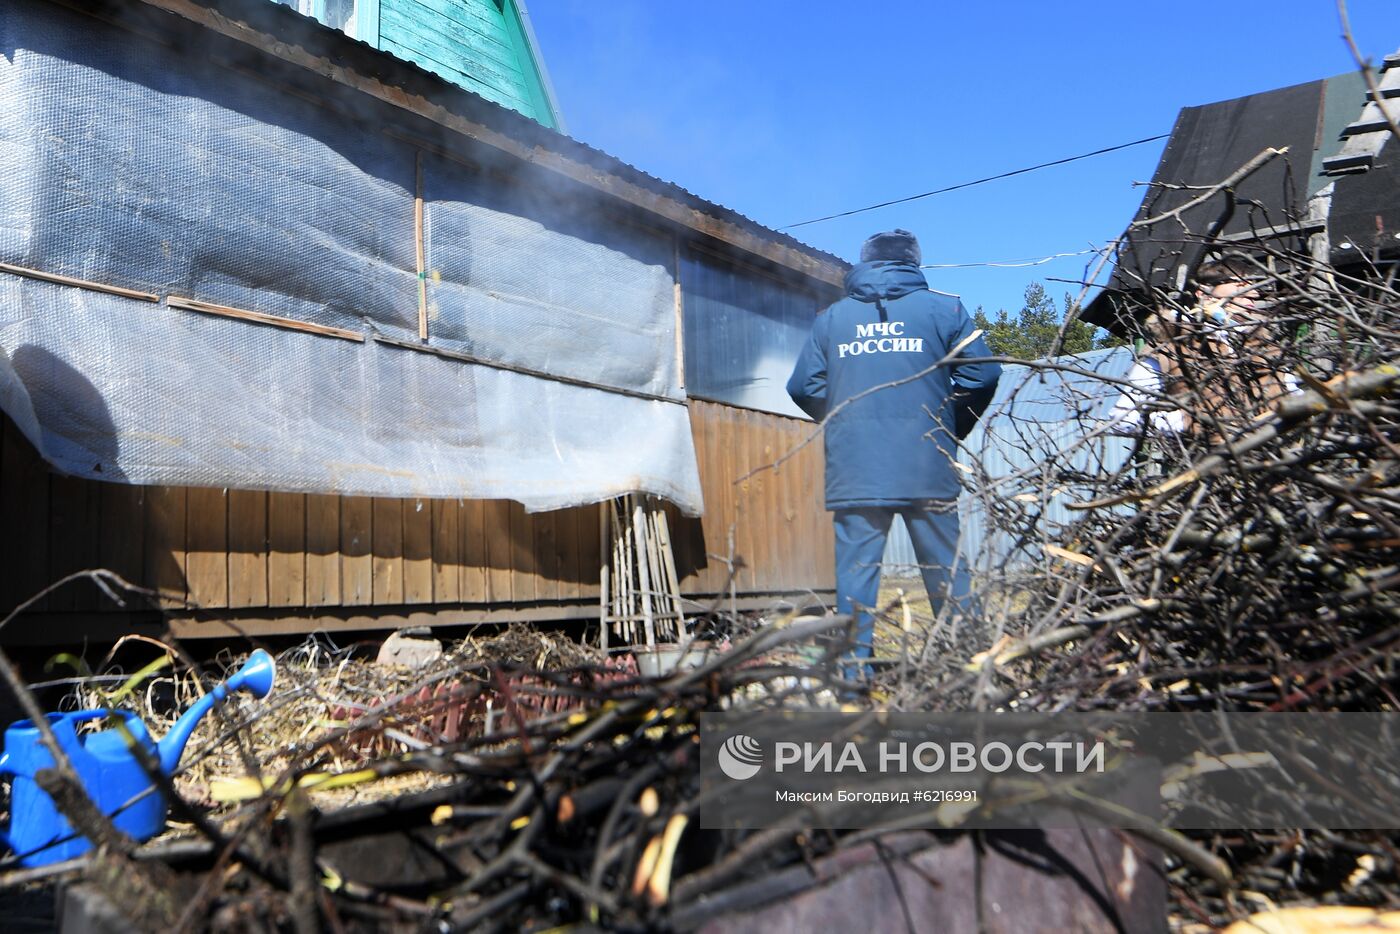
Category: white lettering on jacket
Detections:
[{"x1": 838, "y1": 321, "x2": 922, "y2": 358}]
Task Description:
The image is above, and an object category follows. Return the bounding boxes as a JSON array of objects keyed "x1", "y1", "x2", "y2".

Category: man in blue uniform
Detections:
[{"x1": 786, "y1": 229, "x2": 1000, "y2": 673}]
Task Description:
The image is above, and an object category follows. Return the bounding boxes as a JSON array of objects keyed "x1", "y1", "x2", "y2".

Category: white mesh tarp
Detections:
[{"x1": 0, "y1": 2, "x2": 702, "y2": 514}]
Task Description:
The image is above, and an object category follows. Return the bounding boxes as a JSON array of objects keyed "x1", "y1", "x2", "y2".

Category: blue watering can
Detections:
[{"x1": 0, "y1": 649, "x2": 275, "y2": 866}]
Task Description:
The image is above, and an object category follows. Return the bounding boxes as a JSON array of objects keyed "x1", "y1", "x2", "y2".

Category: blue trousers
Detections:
[{"x1": 834, "y1": 505, "x2": 969, "y2": 666}]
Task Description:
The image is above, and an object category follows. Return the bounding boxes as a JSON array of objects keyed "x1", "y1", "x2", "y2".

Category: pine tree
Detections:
[{"x1": 972, "y1": 283, "x2": 1115, "y2": 360}]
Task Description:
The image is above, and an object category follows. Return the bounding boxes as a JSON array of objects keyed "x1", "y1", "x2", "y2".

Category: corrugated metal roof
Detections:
[{"x1": 883, "y1": 346, "x2": 1140, "y2": 574}]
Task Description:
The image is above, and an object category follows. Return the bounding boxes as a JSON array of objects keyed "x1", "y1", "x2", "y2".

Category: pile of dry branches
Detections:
[
  {"x1": 940, "y1": 252, "x2": 1400, "y2": 714},
  {"x1": 856, "y1": 232, "x2": 1400, "y2": 927},
  {"x1": 0, "y1": 613, "x2": 862, "y2": 931}
]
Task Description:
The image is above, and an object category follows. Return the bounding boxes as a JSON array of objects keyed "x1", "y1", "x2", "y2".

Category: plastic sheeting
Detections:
[
  {"x1": 0, "y1": 2, "x2": 702, "y2": 514},
  {"x1": 424, "y1": 153, "x2": 681, "y2": 401},
  {"x1": 680, "y1": 248, "x2": 818, "y2": 418}
]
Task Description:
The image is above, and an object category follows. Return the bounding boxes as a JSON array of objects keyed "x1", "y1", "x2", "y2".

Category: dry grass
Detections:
[{"x1": 67, "y1": 626, "x2": 605, "y2": 818}]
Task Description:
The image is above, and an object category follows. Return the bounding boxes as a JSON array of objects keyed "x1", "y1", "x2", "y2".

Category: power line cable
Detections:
[
  {"x1": 921, "y1": 247, "x2": 1104, "y2": 270},
  {"x1": 780, "y1": 133, "x2": 1170, "y2": 230}
]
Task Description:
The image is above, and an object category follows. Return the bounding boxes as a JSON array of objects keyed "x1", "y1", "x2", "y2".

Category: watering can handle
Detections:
[{"x1": 64, "y1": 709, "x2": 114, "y2": 725}]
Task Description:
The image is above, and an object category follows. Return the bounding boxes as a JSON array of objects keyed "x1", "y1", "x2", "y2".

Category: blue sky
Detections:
[{"x1": 525, "y1": 1, "x2": 1396, "y2": 318}]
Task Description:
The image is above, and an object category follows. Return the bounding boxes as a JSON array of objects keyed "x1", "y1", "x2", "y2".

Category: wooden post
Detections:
[
  {"x1": 599, "y1": 502, "x2": 610, "y2": 651},
  {"x1": 633, "y1": 496, "x2": 656, "y2": 649},
  {"x1": 655, "y1": 506, "x2": 686, "y2": 633},
  {"x1": 642, "y1": 504, "x2": 666, "y2": 640},
  {"x1": 599, "y1": 562, "x2": 610, "y2": 653},
  {"x1": 610, "y1": 499, "x2": 629, "y2": 645}
]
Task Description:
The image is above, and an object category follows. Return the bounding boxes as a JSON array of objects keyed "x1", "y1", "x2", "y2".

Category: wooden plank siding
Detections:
[
  {"x1": 0, "y1": 403, "x2": 833, "y2": 635},
  {"x1": 305, "y1": 494, "x2": 341, "y2": 606},
  {"x1": 228, "y1": 489, "x2": 269, "y2": 609},
  {"x1": 267, "y1": 492, "x2": 307, "y2": 607},
  {"x1": 430, "y1": 498, "x2": 461, "y2": 604},
  {"x1": 185, "y1": 486, "x2": 228, "y2": 609},
  {"x1": 403, "y1": 498, "x2": 433, "y2": 604},
  {"x1": 1, "y1": 416, "x2": 52, "y2": 613},
  {"x1": 377, "y1": 0, "x2": 552, "y2": 126},
  {"x1": 678, "y1": 400, "x2": 834, "y2": 599}
]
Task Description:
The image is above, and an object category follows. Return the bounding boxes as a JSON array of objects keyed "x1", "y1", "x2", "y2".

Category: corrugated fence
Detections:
[{"x1": 883, "y1": 347, "x2": 1140, "y2": 575}]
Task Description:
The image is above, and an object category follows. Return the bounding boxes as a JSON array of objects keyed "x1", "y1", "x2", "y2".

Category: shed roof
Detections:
[{"x1": 1085, "y1": 61, "x2": 1400, "y2": 328}]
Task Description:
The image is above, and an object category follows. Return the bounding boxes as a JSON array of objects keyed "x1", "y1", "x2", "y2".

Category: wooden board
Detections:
[
  {"x1": 749, "y1": 410, "x2": 774, "y2": 591},
  {"x1": 712, "y1": 411, "x2": 732, "y2": 594},
  {"x1": 0, "y1": 400, "x2": 834, "y2": 638},
  {"x1": 228, "y1": 489, "x2": 268, "y2": 609},
  {"x1": 684, "y1": 400, "x2": 832, "y2": 598},
  {"x1": 340, "y1": 496, "x2": 373, "y2": 606},
  {"x1": 732, "y1": 407, "x2": 757, "y2": 591},
  {"x1": 167, "y1": 297, "x2": 363, "y2": 342},
  {"x1": 773, "y1": 423, "x2": 798, "y2": 593},
  {"x1": 305, "y1": 494, "x2": 341, "y2": 607},
  {"x1": 507, "y1": 501, "x2": 537, "y2": 603},
  {"x1": 185, "y1": 487, "x2": 228, "y2": 610},
  {"x1": 144, "y1": 486, "x2": 188, "y2": 609},
  {"x1": 430, "y1": 498, "x2": 461, "y2": 604},
  {"x1": 372, "y1": 497, "x2": 404, "y2": 605},
  {"x1": 686, "y1": 402, "x2": 717, "y2": 594},
  {"x1": 0, "y1": 418, "x2": 51, "y2": 615},
  {"x1": 403, "y1": 497, "x2": 433, "y2": 604},
  {"x1": 482, "y1": 498, "x2": 512, "y2": 603},
  {"x1": 723, "y1": 407, "x2": 744, "y2": 592},
  {"x1": 795, "y1": 424, "x2": 817, "y2": 592},
  {"x1": 553, "y1": 505, "x2": 580, "y2": 595},
  {"x1": 681, "y1": 410, "x2": 703, "y2": 594},
  {"x1": 664, "y1": 500, "x2": 700, "y2": 600},
  {"x1": 690, "y1": 405, "x2": 719, "y2": 594},
  {"x1": 97, "y1": 483, "x2": 145, "y2": 610},
  {"x1": 533, "y1": 507, "x2": 559, "y2": 601},
  {"x1": 268, "y1": 492, "x2": 306, "y2": 607},
  {"x1": 576, "y1": 502, "x2": 602, "y2": 600},
  {"x1": 47, "y1": 475, "x2": 99, "y2": 612},
  {"x1": 461, "y1": 498, "x2": 488, "y2": 603}
]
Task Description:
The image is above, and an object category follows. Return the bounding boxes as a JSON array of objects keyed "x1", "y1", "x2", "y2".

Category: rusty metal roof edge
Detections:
[{"x1": 47, "y1": 0, "x2": 849, "y2": 288}]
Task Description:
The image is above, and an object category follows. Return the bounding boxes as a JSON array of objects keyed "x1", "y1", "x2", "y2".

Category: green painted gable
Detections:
[{"x1": 275, "y1": 0, "x2": 562, "y2": 129}]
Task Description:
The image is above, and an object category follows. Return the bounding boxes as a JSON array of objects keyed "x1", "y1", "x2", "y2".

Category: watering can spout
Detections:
[{"x1": 157, "y1": 649, "x2": 276, "y2": 775}]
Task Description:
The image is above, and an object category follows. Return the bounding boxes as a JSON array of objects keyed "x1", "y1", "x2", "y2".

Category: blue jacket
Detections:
[{"x1": 786, "y1": 261, "x2": 1001, "y2": 509}]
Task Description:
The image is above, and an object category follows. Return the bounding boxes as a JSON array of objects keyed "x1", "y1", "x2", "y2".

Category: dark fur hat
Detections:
[{"x1": 859, "y1": 229, "x2": 922, "y2": 265}]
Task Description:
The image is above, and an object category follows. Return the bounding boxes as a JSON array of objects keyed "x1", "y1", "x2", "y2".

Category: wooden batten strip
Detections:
[
  {"x1": 415, "y1": 149, "x2": 429, "y2": 341},
  {"x1": 373, "y1": 335, "x2": 685, "y2": 406},
  {"x1": 167, "y1": 296, "x2": 364, "y2": 342},
  {"x1": 654, "y1": 507, "x2": 686, "y2": 627},
  {"x1": 0, "y1": 261, "x2": 159, "y2": 303},
  {"x1": 673, "y1": 236, "x2": 685, "y2": 391}
]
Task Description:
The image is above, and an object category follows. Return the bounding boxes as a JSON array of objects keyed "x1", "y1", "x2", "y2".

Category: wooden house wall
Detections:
[
  {"x1": 375, "y1": 0, "x2": 558, "y2": 128},
  {"x1": 0, "y1": 0, "x2": 842, "y2": 643},
  {"x1": 0, "y1": 400, "x2": 832, "y2": 639}
]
